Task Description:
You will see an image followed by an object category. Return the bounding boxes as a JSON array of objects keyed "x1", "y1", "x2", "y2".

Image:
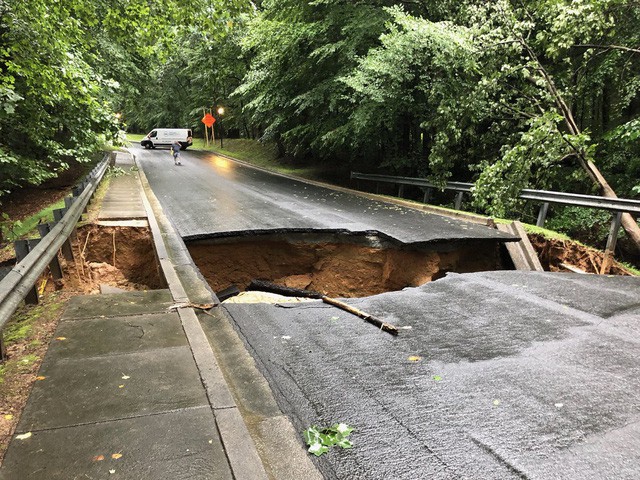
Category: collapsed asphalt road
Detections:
[{"x1": 221, "y1": 271, "x2": 640, "y2": 479}]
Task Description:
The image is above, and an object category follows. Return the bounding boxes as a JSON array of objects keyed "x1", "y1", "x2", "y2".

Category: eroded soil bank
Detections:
[
  {"x1": 58, "y1": 225, "x2": 163, "y2": 294},
  {"x1": 530, "y1": 233, "x2": 634, "y2": 276},
  {"x1": 188, "y1": 235, "x2": 501, "y2": 298}
]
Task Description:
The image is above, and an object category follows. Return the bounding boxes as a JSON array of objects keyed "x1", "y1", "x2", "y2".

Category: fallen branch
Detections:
[
  {"x1": 559, "y1": 262, "x2": 588, "y2": 274},
  {"x1": 167, "y1": 302, "x2": 218, "y2": 317},
  {"x1": 247, "y1": 280, "x2": 399, "y2": 336}
]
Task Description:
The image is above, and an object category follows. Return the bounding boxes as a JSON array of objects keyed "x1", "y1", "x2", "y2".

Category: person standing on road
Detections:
[{"x1": 171, "y1": 140, "x2": 182, "y2": 166}]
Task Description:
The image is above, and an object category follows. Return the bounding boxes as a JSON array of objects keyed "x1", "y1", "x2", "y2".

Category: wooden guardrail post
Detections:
[
  {"x1": 600, "y1": 212, "x2": 623, "y2": 275},
  {"x1": 14, "y1": 240, "x2": 39, "y2": 305},
  {"x1": 536, "y1": 202, "x2": 550, "y2": 227},
  {"x1": 37, "y1": 224, "x2": 63, "y2": 280},
  {"x1": 454, "y1": 192, "x2": 464, "y2": 210}
]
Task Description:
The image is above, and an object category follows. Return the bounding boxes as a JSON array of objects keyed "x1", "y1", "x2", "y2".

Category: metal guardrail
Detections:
[
  {"x1": 350, "y1": 172, "x2": 640, "y2": 218},
  {"x1": 0, "y1": 154, "x2": 110, "y2": 350}
]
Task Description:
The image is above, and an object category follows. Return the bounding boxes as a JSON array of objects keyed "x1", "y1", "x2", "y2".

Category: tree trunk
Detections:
[{"x1": 523, "y1": 41, "x2": 640, "y2": 252}]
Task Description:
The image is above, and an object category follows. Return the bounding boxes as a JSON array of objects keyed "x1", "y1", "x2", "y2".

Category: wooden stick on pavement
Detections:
[{"x1": 247, "y1": 280, "x2": 399, "y2": 336}]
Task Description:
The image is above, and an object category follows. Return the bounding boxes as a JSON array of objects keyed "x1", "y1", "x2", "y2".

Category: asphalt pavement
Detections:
[
  {"x1": 132, "y1": 145, "x2": 514, "y2": 246},
  {"x1": 222, "y1": 271, "x2": 640, "y2": 479}
]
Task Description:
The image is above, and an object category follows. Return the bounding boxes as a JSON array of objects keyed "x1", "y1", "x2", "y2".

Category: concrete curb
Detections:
[{"x1": 132, "y1": 152, "x2": 269, "y2": 480}]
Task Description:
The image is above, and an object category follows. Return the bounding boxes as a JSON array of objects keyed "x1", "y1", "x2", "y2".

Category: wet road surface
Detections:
[
  {"x1": 132, "y1": 145, "x2": 512, "y2": 246},
  {"x1": 225, "y1": 271, "x2": 640, "y2": 479}
]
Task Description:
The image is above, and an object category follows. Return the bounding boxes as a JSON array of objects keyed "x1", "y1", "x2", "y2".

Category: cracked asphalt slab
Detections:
[
  {"x1": 132, "y1": 146, "x2": 514, "y2": 246},
  {"x1": 220, "y1": 271, "x2": 640, "y2": 479}
]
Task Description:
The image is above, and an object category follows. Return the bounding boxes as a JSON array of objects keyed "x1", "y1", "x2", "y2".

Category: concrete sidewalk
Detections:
[{"x1": 1, "y1": 291, "x2": 237, "y2": 479}]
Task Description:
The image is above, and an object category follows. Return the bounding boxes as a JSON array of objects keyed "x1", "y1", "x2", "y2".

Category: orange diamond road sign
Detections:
[{"x1": 202, "y1": 113, "x2": 215, "y2": 127}]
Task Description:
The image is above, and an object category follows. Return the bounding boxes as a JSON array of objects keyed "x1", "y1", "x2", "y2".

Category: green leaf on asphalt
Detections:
[{"x1": 303, "y1": 423, "x2": 355, "y2": 456}]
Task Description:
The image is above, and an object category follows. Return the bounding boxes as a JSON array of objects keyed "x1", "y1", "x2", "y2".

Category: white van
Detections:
[{"x1": 140, "y1": 128, "x2": 193, "y2": 150}]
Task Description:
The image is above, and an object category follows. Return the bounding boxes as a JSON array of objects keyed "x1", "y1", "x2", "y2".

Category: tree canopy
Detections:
[{"x1": 2, "y1": 0, "x2": 639, "y2": 245}]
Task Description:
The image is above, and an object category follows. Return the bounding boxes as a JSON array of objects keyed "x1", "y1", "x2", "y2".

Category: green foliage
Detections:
[
  {"x1": 303, "y1": 423, "x2": 354, "y2": 456},
  {"x1": 106, "y1": 166, "x2": 130, "y2": 178},
  {"x1": 3, "y1": 0, "x2": 640, "y2": 251},
  {"x1": 0, "y1": 199, "x2": 65, "y2": 243},
  {"x1": 545, "y1": 206, "x2": 615, "y2": 247}
]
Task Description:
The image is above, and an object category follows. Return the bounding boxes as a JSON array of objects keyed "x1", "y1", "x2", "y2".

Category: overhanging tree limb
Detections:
[
  {"x1": 520, "y1": 39, "x2": 640, "y2": 251},
  {"x1": 573, "y1": 44, "x2": 640, "y2": 55}
]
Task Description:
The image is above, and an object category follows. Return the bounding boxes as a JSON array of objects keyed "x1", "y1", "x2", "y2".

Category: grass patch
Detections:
[
  {"x1": 194, "y1": 137, "x2": 326, "y2": 179},
  {"x1": 3, "y1": 297, "x2": 64, "y2": 348},
  {"x1": 126, "y1": 133, "x2": 145, "y2": 142},
  {"x1": 1, "y1": 199, "x2": 66, "y2": 244},
  {"x1": 519, "y1": 223, "x2": 572, "y2": 241},
  {"x1": 0, "y1": 292, "x2": 65, "y2": 385}
]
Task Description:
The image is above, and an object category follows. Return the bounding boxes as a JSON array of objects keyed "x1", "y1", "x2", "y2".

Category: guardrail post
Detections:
[
  {"x1": 536, "y1": 202, "x2": 550, "y2": 227},
  {"x1": 53, "y1": 208, "x2": 65, "y2": 223},
  {"x1": 600, "y1": 211, "x2": 623, "y2": 275},
  {"x1": 454, "y1": 192, "x2": 464, "y2": 210},
  {"x1": 14, "y1": 240, "x2": 39, "y2": 305},
  {"x1": 398, "y1": 184, "x2": 405, "y2": 198},
  {"x1": 27, "y1": 239, "x2": 43, "y2": 303},
  {"x1": 0, "y1": 332, "x2": 6, "y2": 362},
  {"x1": 423, "y1": 188, "x2": 433, "y2": 204},
  {"x1": 64, "y1": 198, "x2": 78, "y2": 241},
  {"x1": 37, "y1": 224, "x2": 63, "y2": 280},
  {"x1": 53, "y1": 209, "x2": 75, "y2": 261}
]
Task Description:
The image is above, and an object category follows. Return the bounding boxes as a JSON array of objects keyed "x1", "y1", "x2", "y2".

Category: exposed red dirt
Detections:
[
  {"x1": 189, "y1": 239, "x2": 500, "y2": 298},
  {"x1": 530, "y1": 233, "x2": 634, "y2": 275}
]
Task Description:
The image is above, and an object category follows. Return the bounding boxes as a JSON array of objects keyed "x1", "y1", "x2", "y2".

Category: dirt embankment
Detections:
[
  {"x1": 530, "y1": 233, "x2": 634, "y2": 276},
  {"x1": 60, "y1": 225, "x2": 163, "y2": 294},
  {"x1": 189, "y1": 239, "x2": 500, "y2": 298}
]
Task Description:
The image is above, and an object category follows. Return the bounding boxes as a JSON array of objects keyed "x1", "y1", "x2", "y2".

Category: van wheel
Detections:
[{"x1": 151, "y1": 145, "x2": 156, "y2": 149}]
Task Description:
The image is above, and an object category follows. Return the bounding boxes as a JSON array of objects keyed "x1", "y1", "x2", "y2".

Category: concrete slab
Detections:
[
  {"x1": 97, "y1": 219, "x2": 149, "y2": 227},
  {"x1": 62, "y1": 290, "x2": 174, "y2": 319},
  {"x1": 100, "y1": 283, "x2": 128, "y2": 294},
  {"x1": 174, "y1": 264, "x2": 218, "y2": 305},
  {"x1": 1, "y1": 407, "x2": 232, "y2": 480},
  {"x1": 99, "y1": 173, "x2": 146, "y2": 219},
  {"x1": 222, "y1": 271, "x2": 640, "y2": 479},
  {"x1": 18, "y1": 346, "x2": 209, "y2": 431},
  {"x1": 50, "y1": 312, "x2": 187, "y2": 358}
]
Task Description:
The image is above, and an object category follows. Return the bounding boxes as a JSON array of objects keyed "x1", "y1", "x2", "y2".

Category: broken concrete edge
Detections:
[
  {"x1": 497, "y1": 221, "x2": 543, "y2": 272},
  {"x1": 130, "y1": 150, "x2": 269, "y2": 480},
  {"x1": 210, "y1": 150, "x2": 497, "y2": 227}
]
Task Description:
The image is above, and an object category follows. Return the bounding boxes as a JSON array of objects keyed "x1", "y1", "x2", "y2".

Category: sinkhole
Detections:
[{"x1": 187, "y1": 232, "x2": 506, "y2": 299}]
